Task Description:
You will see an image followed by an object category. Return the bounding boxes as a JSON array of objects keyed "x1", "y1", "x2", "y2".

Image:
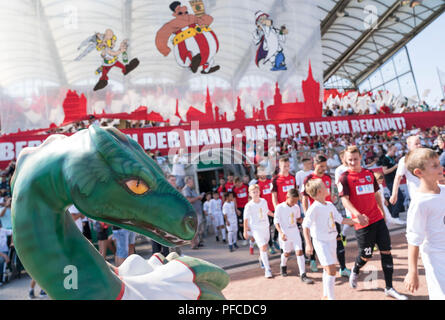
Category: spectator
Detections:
[
  {"x1": 167, "y1": 174, "x2": 181, "y2": 191},
  {"x1": 438, "y1": 135, "x2": 445, "y2": 167},
  {"x1": 0, "y1": 197, "x2": 12, "y2": 231},
  {"x1": 111, "y1": 225, "x2": 132, "y2": 267},
  {"x1": 0, "y1": 222, "x2": 12, "y2": 287},
  {"x1": 439, "y1": 99, "x2": 445, "y2": 111},
  {"x1": 369, "y1": 100, "x2": 378, "y2": 115},
  {"x1": 211, "y1": 179, "x2": 218, "y2": 193},
  {"x1": 324, "y1": 107, "x2": 333, "y2": 117},
  {"x1": 172, "y1": 148, "x2": 188, "y2": 189},
  {"x1": 378, "y1": 144, "x2": 405, "y2": 225},
  {"x1": 68, "y1": 205, "x2": 83, "y2": 233},
  {"x1": 182, "y1": 176, "x2": 205, "y2": 250},
  {"x1": 155, "y1": 150, "x2": 170, "y2": 174},
  {"x1": 94, "y1": 220, "x2": 114, "y2": 260}
]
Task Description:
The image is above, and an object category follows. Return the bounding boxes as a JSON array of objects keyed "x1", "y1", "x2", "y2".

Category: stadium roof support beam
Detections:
[
  {"x1": 323, "y1": 0, "x2": 402, "y2": 85},
  {"x1": 354, "y1": 3, "x2": 445, "y2": 85},
  {"x1": 320, "y1": 0, "x2": 351, "y2": 37},
  {"x1": 123, "y1": 0, "x2": 132, "y2": 89}
]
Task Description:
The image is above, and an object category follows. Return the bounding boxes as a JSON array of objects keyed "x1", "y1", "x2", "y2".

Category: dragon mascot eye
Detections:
[{"x1": 124, "y1": 179, "x2": 150, "y2": 195}]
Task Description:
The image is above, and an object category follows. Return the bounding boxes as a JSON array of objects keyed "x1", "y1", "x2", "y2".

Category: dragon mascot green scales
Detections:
[{"x1": 11, "y1": 125, "x2": 229, "y2": 299}]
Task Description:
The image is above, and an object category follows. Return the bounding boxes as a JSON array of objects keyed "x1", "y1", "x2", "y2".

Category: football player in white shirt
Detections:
[
  {"x1": 223, "y1": 192, "x2": 239, "y2": 252},
  {"x1": 334, "y1": 150, "x2": 354, "y2": 242},
  {"x1": 404, "y1": 148, "x2": 445, "y2": 300},
  {"x1": 302, "y1": 179, "x2": 356, "y2": 300},
  {"x1": 390, "y1": 135, "x2": 422, "y2": 211},
  {"x1": 243, "y1": 184, "x2": 274, "y2": 278},
  {"x1": 203, "y1": 192, "x2": 212, "y2": 236},
  {"x1": 274, "y1": 188, "x2": 313, "y2": 284},
  {"x1": 209, "y1": 192, "x2": 226, "y2": 243}
]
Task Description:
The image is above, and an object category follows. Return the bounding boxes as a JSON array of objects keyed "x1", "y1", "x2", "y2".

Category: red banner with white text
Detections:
[{"x1": 1, "y1": 111, "x2": 444, "y2": 169}]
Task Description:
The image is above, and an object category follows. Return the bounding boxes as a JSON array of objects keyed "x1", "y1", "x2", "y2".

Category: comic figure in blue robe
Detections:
[{"x1": 253, "y1": 11, "x2": 288, "y2": 71}]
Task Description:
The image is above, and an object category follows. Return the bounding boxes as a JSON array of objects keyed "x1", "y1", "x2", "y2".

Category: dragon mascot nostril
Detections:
[{"x1": 11, "y1": 125, "x2": 229, "y2": 300}]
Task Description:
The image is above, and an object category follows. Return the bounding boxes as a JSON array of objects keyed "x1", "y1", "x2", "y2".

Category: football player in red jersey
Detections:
[
  {"x1": 225, "y1": 173, "x2": 235, "y2": 192},
  {"x1": 339, "y1": 145, "x2": 407, "y2": 300},
  {"x1": 217, "y1": 177, "x2": 226, "y2": 199},
  {"x1": 271, "y1": 157, "x2": 296, "y2": 250},
  {"x1": 302, "y1": 154, "x2": 349, "y2": 277},
  {"x1": 233, "y1": 177, "x2": 249, "y2": 241}
]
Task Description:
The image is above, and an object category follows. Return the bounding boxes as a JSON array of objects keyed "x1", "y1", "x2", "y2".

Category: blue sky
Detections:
[{"x1": 407, "y1": 11, "x2": 445, "y2": 104}]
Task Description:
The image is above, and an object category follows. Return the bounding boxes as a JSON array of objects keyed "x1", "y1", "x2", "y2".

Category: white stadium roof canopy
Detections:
[{"x1": 0, "y1": 0, "x2": 443, "y2": 91}]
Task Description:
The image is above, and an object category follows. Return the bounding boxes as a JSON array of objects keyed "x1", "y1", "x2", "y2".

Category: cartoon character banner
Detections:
[{"x1": 0, "y1": 0, "x2": 323, "y2": 135}]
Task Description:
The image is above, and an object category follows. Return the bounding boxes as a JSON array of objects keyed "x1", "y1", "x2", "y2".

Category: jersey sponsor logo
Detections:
[
  {"x1": 356, "y1": 184, "x2": 374, "y2": 195},
  {"x1": 289, "y1": 212, "x2": 296, "y2": 226},
  {"x1": 237, "y1": 192, "x2": 247, "y2": 198},
  {"x1": 328, "y1": 212, "x2": 336, "y2": 233},
  {"x1": 283, "y1": 185, "x2": 293, "y2": 192},
  {"x1": 262, "y1": 189, "x2": 271, "y2": 195}
]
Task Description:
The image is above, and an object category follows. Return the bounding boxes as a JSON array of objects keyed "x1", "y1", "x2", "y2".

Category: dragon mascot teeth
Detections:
[{"x1": 11, "y1": 125, "x2": 229, "y2": 300}]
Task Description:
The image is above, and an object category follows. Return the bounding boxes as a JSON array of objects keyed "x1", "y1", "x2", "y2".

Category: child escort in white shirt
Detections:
[
  {"x1": 243, "y1": 184, "x2": 274, "y2": 278},
  {"x1": 404, "y1": 148, "x2": 445, "y2": 300},
  {"x1": 274, "y1": 188, "x2": 313, "y2": 284},
  {"x1": 303, "y1": 179, "x2": 356, "y2": 300}
]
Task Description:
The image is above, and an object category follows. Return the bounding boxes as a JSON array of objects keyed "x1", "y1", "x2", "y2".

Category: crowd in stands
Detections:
[{"x1": 323, "y1": 98, "x2": 445, "y2": 117}]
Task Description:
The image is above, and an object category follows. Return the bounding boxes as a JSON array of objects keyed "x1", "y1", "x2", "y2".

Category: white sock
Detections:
[
  {"x1": 260, "y1": 251, "x2": 271, "y2": 270},
  {"x1": 326, "y1": 275, "x2": 336, "y2": 300},
  {"x1": 227, "y1": 231, "x2": 233, "y2": 245},
  {"x1": 213, "y1": 221, "x2": 218, "y2": 235},
  {"x1": 322, "y1": 270, "x2": 327, "y2": 298},
  {"x1": 232, "y1": 230, "x2": 238, "y2": 245},
  {"x1": 296, "y1": 254, "x2": 306, "y2": 276},
  {"x1": 221, "y1": 227, "x2": 226, "y2": 240},
  {"x1": 249, "y1": 240, "x2": 255, "y2": 248},
  {"x1": 281, "y1": 254, "x2": 288, "y2": 267}
]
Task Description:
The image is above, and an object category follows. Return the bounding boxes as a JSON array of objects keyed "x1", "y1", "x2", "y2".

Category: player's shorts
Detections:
[
  {"x1": 356, "y1": 219, "x2": 391, "y2": 258},
  {"x1": 211, "y1": 212, "x2": 225, "y2": 227},
  {"x1": 226, "y1": 219, "x2": 238, "y2": 232},
  {"x1": 421, "y1": 249, "x2": 445, "y2": 300},
  {"x1": 237, "y1": 207, "x2": 244, "y2": 227},
  {"x1": 248, "y1": 227, "x2": 270, "y2": 248},
  {"x1": 279, "y1": 228, "x2": 303, "y2": 253},
  {"x1": 312, "y1": 238, "x2": 337, "y2": 266}
]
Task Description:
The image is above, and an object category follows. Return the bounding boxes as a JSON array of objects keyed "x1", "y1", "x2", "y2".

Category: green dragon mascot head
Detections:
[{"x1": 11, "y1": 125, "x2": 229, "y2": 300}]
